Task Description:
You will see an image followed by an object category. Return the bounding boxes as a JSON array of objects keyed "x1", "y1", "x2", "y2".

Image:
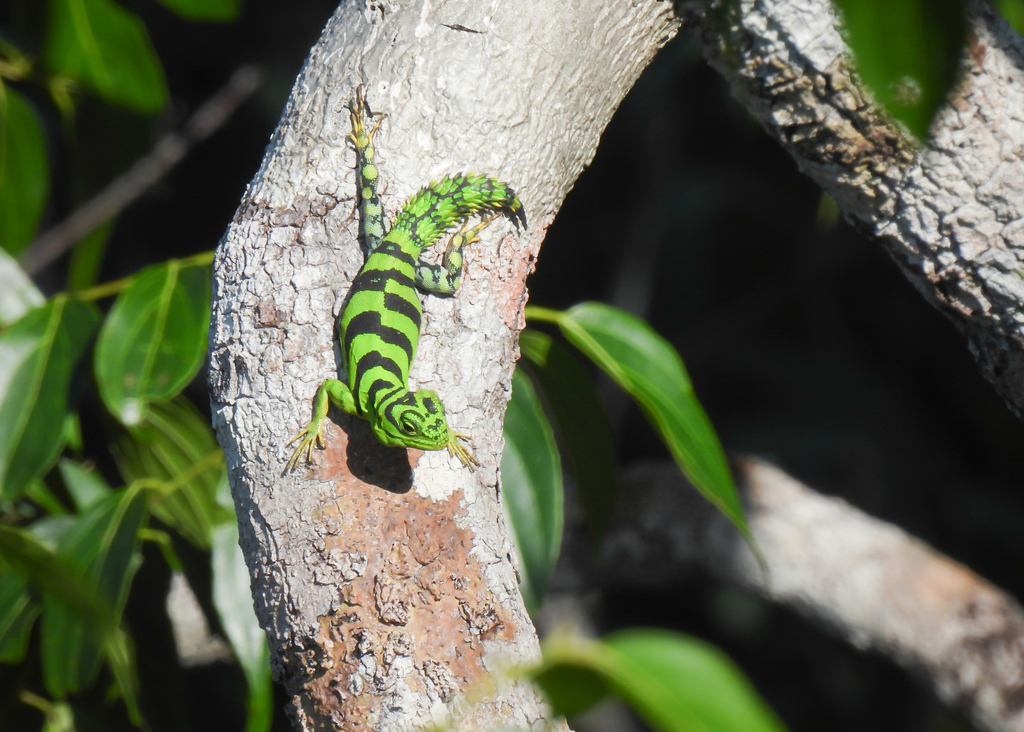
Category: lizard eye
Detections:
[{"x1": 400, "y1": 416, "x2": 418, "y2": 435}]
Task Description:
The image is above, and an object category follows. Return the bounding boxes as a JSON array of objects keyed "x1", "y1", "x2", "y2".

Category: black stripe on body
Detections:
[
  {"x1": 375, "y1": 239, "x2": 416, "y2": 261},
  {"x1": 348, "y1": 242, "x2": 418, "y2": 293},
  {"x1": 343, "y1": 310, "x2": 415, "y2": 366},
  {"x1": 366, "y1": 378, "x2": 402, "y2": 412},
  {"x1": 383, "y1": 291, "x2": 422, "y2": 332},
  {"x1": 350, "y1": 268, "x2": 417, "y2": 293},
  {"x1": 353, "y1": 351, "x2": 404, "y2": 411}
]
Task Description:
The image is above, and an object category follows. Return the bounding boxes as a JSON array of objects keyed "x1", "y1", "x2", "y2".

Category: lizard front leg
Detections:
[{"x1": 285, "y1": 378, "x2": 358, "y2": 472}]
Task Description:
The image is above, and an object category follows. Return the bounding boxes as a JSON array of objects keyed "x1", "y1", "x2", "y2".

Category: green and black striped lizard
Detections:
[{"x1": 286, "y1": 88, "x2": 526, "y2": 472}]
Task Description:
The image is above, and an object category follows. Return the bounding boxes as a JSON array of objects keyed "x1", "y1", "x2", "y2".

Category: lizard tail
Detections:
[{"x1": 388, "y1": 174, "x2": 527, "y2": 251}]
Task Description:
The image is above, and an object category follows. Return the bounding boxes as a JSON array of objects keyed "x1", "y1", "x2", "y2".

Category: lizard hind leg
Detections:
[{"x1": 415, "y1": 215, "x2": 498, "y2": 296}]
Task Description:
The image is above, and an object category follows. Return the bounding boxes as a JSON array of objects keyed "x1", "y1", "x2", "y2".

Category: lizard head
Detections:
[
  {"x1": 376, "y1": 389, "x2": 451, "y2": 452},
  {"x1": 375, "y1": 389, "x2": 478, "y2": 469}
]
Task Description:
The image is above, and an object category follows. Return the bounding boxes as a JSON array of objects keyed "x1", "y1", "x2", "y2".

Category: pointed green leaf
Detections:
[
  {"x1": 0, "y1": 297, "x2": 100, "y2": 499},
  {"x1": 24, "y1": 478, "x2": 70, "y2": 516},
  {"x1": 155, "y1": 0, "x2": 241, "y2": 21},
  {"x1": 112, "y1": 396, "x2": 227, "y2": 548},
  {"x1": 520, "y1": 329, "x2": 617, "y2": 539},
  {"x1": 0, "y1": 84, "x2": 50, "y2": 256},
  {"x1": 501, "y1": 369, "x2": 563, "y2": 613},
  {"x1": 96, "y1": 260, "x2": 211, "y2": 426},
  {"x1": 834, "y1": 0, "x2": 967, "y2": 140},
  {"x1": 45, "y1": 0, "x2": 168, "y2": 113},
  {"x1": 40, "y1": 485, "x2": 147, "y2": 704},
  {"x1": 211, "y1": 470, "x2": 272, "y2": 732},
  {"x1": 59, "y1": 458, "x2": 113, "y2": 512},
  {"x1": 0, "y1": 571, "x2": 38, "y2": 663},
  {"x1": 534, "y1": 629, "x2": 788, "y2": 732},
  {"x1": 528, "y1": 303, "x2": 748, "y2": 539}
]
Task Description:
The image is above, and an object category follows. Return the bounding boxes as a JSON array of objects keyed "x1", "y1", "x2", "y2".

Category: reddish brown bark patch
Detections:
[{"x1": 293, "y1": 421, "x2": 518, "y2": 730}]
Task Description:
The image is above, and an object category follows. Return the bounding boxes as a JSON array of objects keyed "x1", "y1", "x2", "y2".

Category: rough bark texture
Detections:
[
  {"x1": 207, "y1": 1, "x2": 677, "y2": 729},
  {"x1": 677, "y1": 0, "x2": 1024, "y2": 417},
  {"x1": 601, "y1": 458, "x2": 1024, "y2": 732}
]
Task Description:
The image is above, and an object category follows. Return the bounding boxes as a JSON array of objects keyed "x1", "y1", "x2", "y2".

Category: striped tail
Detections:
[{"x1": 387, "y1": 174, "x2": 527, "y2": 252}]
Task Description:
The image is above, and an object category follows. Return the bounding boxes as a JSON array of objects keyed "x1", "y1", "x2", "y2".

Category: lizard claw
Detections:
[
  {"x1": 447, "y1": 431, "x2": 480, "y2": 471},
  {"x1": 285, "y1": 425, "x2": 323, "y2": 473}
]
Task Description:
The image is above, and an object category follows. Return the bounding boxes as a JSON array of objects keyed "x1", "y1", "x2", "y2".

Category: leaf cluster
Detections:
[{"x1": 1, "y1": 1, "x2": 270, "y2": 730}]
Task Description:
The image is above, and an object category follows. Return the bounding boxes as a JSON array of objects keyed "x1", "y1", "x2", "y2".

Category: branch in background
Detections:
[
  {"x1": 19, "y1": 65, "x2": 264, "y2": 276},
  {"x1": 599, "y1": 458, "x2": 1024, "y2": 732},
  {"x1": 676, "y1": 0, "x2": 1024, "y2": 418}
]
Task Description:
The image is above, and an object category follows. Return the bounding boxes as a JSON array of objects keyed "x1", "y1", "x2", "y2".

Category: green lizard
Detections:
[{"x1": 286, "y1": 87, "x2": 526, "y2": 472}]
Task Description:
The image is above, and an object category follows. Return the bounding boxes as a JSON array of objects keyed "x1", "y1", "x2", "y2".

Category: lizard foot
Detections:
[
  {"x1": 285, "y1": 424, "x2": 325, "y2": 473},
  {"x1": 447, "y1": 431, "x2": 480, "y2": 471}
]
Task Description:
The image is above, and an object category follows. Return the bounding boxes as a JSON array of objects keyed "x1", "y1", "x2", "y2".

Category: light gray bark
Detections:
[
  {"x1": 208, "y1": 1, "x2": 676, "y2": 728},
  {"x1": 601, "y1": 458, "x2": 1024, "y2": 732}
]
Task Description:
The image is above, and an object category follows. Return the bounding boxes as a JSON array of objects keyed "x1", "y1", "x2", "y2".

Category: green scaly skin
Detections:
[{"x1": 286, "y1": 87, "x2": 527, "y2": 472}]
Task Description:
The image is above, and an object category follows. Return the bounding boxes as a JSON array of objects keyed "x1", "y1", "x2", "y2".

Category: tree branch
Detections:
[
  {"x1": 600, "y1": 458, "x2": 1024, "y2": 732},
  {"x1": 676, "y1": 0, "x2": 1024, "y2": 417},
  {"x1": 208, "y1": 2, "x2": 676, "y2": 728}
]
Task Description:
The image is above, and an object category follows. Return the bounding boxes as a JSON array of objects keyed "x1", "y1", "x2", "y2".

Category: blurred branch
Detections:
[
  {"x1": 676, "y1": 0, "x2": 1024, "y2": 419},
  {"x1": 20, "y1": 65, "x2": 263, "y2": 276},
  {"x1": 600, "y1": 458, "x2": 1024, "y2": 732}
]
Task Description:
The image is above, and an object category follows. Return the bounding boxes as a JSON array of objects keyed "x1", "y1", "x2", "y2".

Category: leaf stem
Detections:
[{"x1": 71, "y1": 251, "x2": 214, "y2": 301}]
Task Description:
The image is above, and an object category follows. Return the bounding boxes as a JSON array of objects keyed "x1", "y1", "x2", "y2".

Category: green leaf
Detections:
[
  {"x1": 501, "y1": 369, "x2": 563, "y2": 613},
  {"x1": 0, "y1": 522, "x2": 122, "y2": 681},
  {"x1": 211, "y1": 471, "x2": 272, "y2": 732},
  {"x1": 0, "y1": 246, "x2": 45, "y2": 326},
  {"x1": 527, "y1": 304, "x2": 749, "y2": 540},
  {"x1": 40, "y1": 485, "x2": 147, "y2": 713},
  {"x1": 0, "y1": 523, "x2": 112, "y2": 631},
  {"x1": 833, "y1": 0, "x2": 967, "y2": 139},
  {"x1": 154, "y1": 0, "x2": 241, "y2": 21},
  {"x1": 96, "y1": 259, "x2": 211, "y2": 426},
  {"x1": 0, "y1": 84, "x2": 50, "y2": 256},
  {"x1": 520, "y1": 329, "x2": 617, "y2": 539},
  {"x1": 112, "y1": 396, "x2": 227, "y2": 548},
  {"x1": 24, "y1": 478, "x2": 70, "y2": 516},
  {"x1": 0, "y1": 571, "x2": 38, "y2": 663},
  {"x1": 59, "y1": 458, "x2": 113, "y2": 512},
  {"x1": 0, "y1": 297, "x2": 100, "y2": 499},
  {"x1": 45, "y1": 0, "x2": 169, "y2": 114},
  {"x1": 993, "y1": 0, "x2": 1024, "y2": 34},
  {"x1": 534, "y1": 629, "x2": 788, "y2": 732}
]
